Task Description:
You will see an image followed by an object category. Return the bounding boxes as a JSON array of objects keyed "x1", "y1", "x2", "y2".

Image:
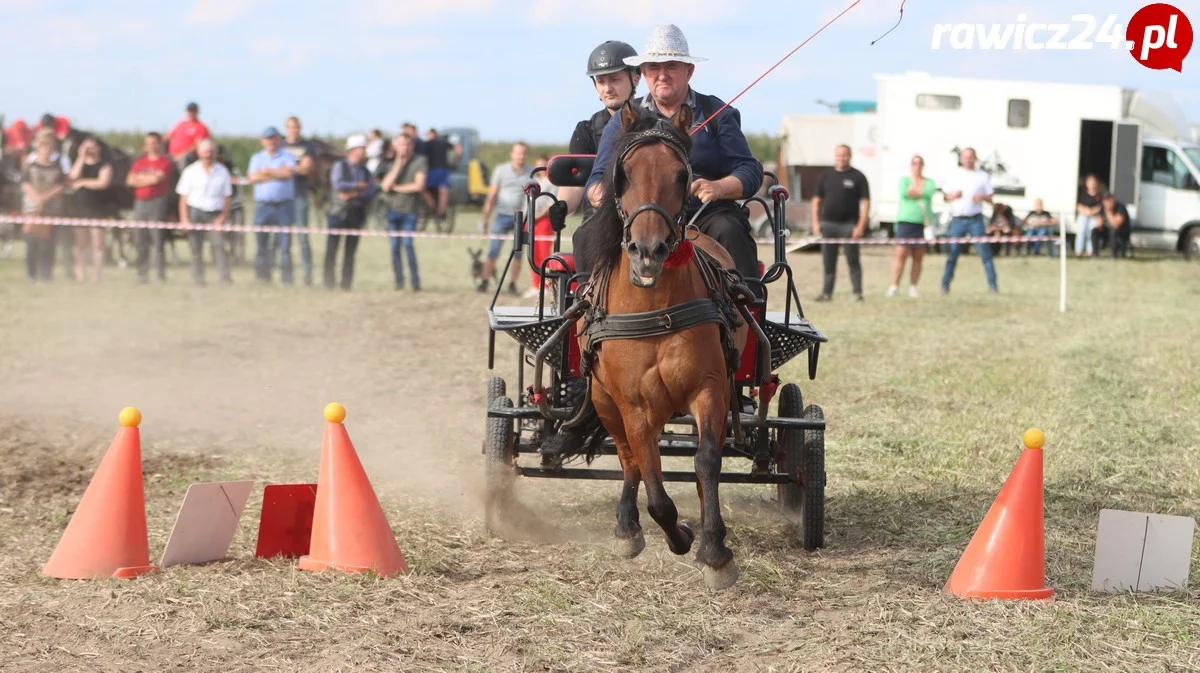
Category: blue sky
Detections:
[{"x1": 1, "y1": 0, "x2": 1197, "y2": 143}]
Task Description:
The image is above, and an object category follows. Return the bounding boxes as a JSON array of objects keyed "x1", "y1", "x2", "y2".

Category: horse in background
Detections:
[{"x1": 573, "y1": 103, "x2": 751, "y2": 591}]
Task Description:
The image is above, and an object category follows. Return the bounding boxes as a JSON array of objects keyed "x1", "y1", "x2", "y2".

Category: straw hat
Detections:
[{"x1": 624, "y1": 24, "x2": 707, "y2": 66}]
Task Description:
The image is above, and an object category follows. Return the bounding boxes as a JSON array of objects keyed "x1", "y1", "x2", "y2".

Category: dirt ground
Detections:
[{"x1": 1, "y1": 239, "x2": 1197, "y2": 672}]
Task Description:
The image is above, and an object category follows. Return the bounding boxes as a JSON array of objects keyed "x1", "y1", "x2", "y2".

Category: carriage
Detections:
[{"x1": 482, "y1": 148, "x2": 831, "y2": 552}]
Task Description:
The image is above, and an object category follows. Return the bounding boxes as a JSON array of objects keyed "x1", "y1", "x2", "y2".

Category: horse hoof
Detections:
[
  {"x1": 702, "y1": 562, "x2": 740, "y2": 591},
  {"x1": 614, "y1": 532, "x2": 646, "y2": 559}
]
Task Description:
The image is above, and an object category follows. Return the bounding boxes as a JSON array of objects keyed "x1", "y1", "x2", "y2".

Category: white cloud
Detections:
[
  {"x1": 355, "y1": 0, "x2": 496, "y2": 25},
  {"x1": 360, "y1": 35, "x2": 443, "y2": 56},
  {"x1": 0, "y1": 0, "x2": 39, "y2": 10},
  {"x1": 250, "y1": 37, "x2": 323, "y2": 74},
  {"x1": 251, "y1": 36, "x2": 285, "y2": 55},
  {"x1": 186, "y1": 0, "x2": 253, "y2": 26},
  {"x1": 45, "y1": 16, "x2": 161, "y2": 50},
  {"x1": 526, "y1": 0, "x2": 732, "y2": 26}
]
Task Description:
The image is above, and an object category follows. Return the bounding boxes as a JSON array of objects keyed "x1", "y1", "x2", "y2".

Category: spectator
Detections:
[
  {"x1": 986, "y1": 201, "x2": 1021, "y2": 256},
  {"x1": 378, "y1": 132, "x2": 428, "y2": 291},
  {"x1": 67, "y1": 136, "x2": 112, "y2": 284},
  {"x1": 282, "y1": 116, "x2": 316, "y2": 286},
  {"x1": 812, "y1": 144, "x2": 870, "y2": 302},
  {"x1": 401, "y1": 123, "x2": 426, "y2": 155},
  {"x1": 1074, "y1": 174, "x2": 1103, "y2": 258},
  {"x1": 323, "y1": 134, "x2": 376, "y2": 291},
  {"x1": 527, "y1": 154, "x2": 558, "y2": 298},
  {"x1": 477, "y1": 141, "x2": 529, "y2": 294},
  {"x1": 125, "y1": 132, "x2": 174, "y2": 283},
  {"x1": 167, "y1": 102, "x2": 212, "y2": 167},
  {"x1": 246, "y1": 126, "x2": 297, "y2": 284},
  {"x1": 1023, "y1": 198, "x2": 1059, "y2": 256},
  {"x1": 939, "y1": 146, "x2": 998, "y2": 294},
  {"x1": 176, "y1": 138, "x2": 233, "y2": 286},
  {"x1": 1095, "y1": 192, "x2": 1131, "y2": 258},
  {"x1": 366, "y1": 129, "x2": 386, "y2": 174},
  {"x1": 889, "y1": 154, "x2": 934, "y2": 298},
  {"x1": 20, "y1": 129, "x2": 67, "y2": 283},
  {"x1": 422, "y1": 129, "x2": 457, "y2": 224}
]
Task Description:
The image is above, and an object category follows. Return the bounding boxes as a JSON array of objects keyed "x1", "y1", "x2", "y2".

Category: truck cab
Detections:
[{"x1": 1136, "y1": 137, "x2": 1200, "y2": 258}]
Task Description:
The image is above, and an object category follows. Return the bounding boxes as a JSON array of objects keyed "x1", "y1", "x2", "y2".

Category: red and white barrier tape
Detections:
[{"x1": 0, "y1": 214, "x2": 1059, "y2": 247}]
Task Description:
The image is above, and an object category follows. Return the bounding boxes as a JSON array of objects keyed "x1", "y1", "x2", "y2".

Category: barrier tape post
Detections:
[{"x1": 1060, "y1": 222, "x2": 1068, "y2": 314}]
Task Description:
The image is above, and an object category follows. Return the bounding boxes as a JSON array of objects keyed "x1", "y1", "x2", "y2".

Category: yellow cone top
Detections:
[
  {"x1": 118, "y1": 407, "x2": 142, "y2": 428},
  {"x1": 324, "y1": 402, "x2": 346, "y2": 424},
  {"x1": 1023, "y1": 428, "x2": 1045, "y2": 450}
]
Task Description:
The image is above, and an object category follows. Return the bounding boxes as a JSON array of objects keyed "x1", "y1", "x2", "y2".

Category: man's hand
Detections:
[
  {"x1": 690, "y1": 178, "x2": 720, "y2": 204},
  {"x1": 851, "y1": 224, "x2": 866, "y2": 239}
]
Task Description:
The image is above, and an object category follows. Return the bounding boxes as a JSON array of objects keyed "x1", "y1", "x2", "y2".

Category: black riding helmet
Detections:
[{"x1": 586, "y1": 40, "x2": 638, "y2": 78}]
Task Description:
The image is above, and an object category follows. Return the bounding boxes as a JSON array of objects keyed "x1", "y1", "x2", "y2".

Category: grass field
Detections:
[{"x1": 0, "y1": 219, "x2": 1197, "y2": 672}]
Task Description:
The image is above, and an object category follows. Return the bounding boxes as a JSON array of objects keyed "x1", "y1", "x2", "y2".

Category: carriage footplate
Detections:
[
  {"x1": 539, "y1": 377, "x2": 607, "y2": 465},
  {"x1": 761, "y1": 312, "x2": 829, "y2": 371}
]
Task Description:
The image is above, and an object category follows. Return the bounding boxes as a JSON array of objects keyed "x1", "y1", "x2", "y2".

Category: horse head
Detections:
[{"x1": 608, "y1": 102, "x2": 694, "y2": 288}]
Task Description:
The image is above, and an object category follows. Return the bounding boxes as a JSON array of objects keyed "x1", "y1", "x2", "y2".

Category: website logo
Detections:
[{"x1": 930, "y1": 5, "x2": 1193, "y2": 71}]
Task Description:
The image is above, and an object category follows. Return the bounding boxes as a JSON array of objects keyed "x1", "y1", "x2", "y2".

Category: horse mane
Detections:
[{"x1": 589, "y1": 114, "x2": 693, "y2": 275}]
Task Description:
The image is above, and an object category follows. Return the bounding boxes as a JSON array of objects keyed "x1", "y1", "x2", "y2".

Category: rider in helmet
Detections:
[
  {"x1": 559, "y1": 40, "x2": 642, "y2": 275},
  {"x1": 539, "y1": 40, "x2": 642, "y2": 461}
]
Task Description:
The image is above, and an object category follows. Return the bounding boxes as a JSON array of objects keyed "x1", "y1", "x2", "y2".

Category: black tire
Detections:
[
  {"x1": 1184, "y1": 227, "x2": 1200, "y2": 261},
  {"x1": 775, "y1": 383, "x2": 804, "y2": 515},
  {"x1": 484, "y1": 395, "x2": 515, "y2": 536},
  {"x1": 801, "y1": 404, "x2": 826, "y2": 551},
  {"x1": 487, "y1": 376, "x2": 506, "y2": 406}
]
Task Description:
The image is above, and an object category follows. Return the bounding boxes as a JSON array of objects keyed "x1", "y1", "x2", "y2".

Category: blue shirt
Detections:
[
  {"x1": 248, "y1": 149, "x2": 297, "y2": 202},
  {"x1": 330, "y1": 159, "x2": 377, "y2": 207},
  {"x1": 586, "y1": 87, "x2": 763, "y2": 217}
]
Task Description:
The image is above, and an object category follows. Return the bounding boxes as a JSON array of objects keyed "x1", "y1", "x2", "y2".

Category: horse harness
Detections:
[{"x1": 574, "y1": 124, "x2": 747, "y2": 378}]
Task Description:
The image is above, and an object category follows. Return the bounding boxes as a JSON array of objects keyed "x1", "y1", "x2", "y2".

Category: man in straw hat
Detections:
[{"x1": 585, "y1": 23, "x2": 763, "y2": 286}]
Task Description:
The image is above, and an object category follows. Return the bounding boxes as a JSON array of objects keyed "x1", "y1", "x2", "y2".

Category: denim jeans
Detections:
[
  {"x1": 1074, "y1": 214, "x2": 1099, "y2": 256},
  {"x1": 254, "y1": 200, "x2": 294, "y2": 283},
  {"x1": 1025, "y1": 226, "x2": 1057, "y2": 256},
  {"x1": 941, "y1": 214, "x2": 997, "y2": 291},
  {"x1": 292, "y1": 195, "x2": 313, "y2": 284},
  {"x1": 386, "y1": 210, "x2": 420, "y2": 288},
  {"x1": 487, "y1": 213, "x2": 516, "y2": 260}
]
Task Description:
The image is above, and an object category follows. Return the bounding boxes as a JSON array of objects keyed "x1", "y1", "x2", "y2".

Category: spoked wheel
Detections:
[
  {"x1": 775, "y1": 383, "x2": 826, "y2": 550},
  {"x1": 484, "y1": 377, "x2": 515, "y2": 536}
]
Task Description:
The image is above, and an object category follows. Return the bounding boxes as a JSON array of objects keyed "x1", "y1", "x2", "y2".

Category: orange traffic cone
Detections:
[
  {"x1": 43, "y1": 407, "x2": 158, "y2": 580},
  {"x1": 944, "y1": 428, "x2": 1054, "y2": 600},
  {"x1": 297, "y1": 403, "x2": 408, "y2": 577}
]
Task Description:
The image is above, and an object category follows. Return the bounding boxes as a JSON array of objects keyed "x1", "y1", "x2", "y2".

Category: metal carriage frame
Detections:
[{"x1": 483, "y1": 158, "x2": 831, "y2": 549}]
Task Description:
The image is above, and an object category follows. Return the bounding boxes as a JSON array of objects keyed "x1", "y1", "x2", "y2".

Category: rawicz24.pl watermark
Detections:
[{"x1": 930, "y1": 3, "x2": 1194, "y2": 71}]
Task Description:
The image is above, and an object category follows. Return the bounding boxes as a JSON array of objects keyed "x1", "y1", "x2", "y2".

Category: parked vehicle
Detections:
[{"x1": 871, "y1": 71, "x2": 1200, "y2": 259}]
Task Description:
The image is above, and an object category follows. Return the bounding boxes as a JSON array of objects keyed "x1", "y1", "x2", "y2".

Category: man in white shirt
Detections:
[
  {"x1": 938, "y1": 147, "x2": 998, "y2": 294},
  {"x1": 176, "y1": 138, "x2": 234, "y2": 286}
]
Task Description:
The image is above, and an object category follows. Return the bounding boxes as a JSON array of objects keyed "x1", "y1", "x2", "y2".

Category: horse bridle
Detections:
[{"x1": 612, "y1": 125, "x2": 693, "y2": 254}]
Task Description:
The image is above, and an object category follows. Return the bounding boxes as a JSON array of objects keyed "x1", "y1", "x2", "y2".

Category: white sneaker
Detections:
[
  {"x1": 887, "y1": 285, "x2": 898, "y2": 297},
  {"x1": 908, "y1": 285, "x2": 920, "y2": 298}
]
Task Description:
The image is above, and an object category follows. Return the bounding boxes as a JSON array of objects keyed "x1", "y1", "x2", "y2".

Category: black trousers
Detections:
[
  {"x1": 1091, "y1": 225, "x2": 1131, "y2": 258},
  {"x1": 819, "y1": 221, "x2": 862, "y2": 296},
  {"x1": 571, "y1": 203, "x2": 760, "y2": 286},
  {"x1": 324, "y1": 205, "x2": 366, "y2": 290}
]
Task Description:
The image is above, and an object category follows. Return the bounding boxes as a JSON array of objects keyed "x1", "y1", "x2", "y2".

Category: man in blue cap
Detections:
[{"x1": 246, "y1": 126, "x2": 298, "y2": 284}]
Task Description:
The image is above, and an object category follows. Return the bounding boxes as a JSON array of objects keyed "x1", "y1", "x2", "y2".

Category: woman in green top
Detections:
[{"x1": 889, "y1": 155, "x2": 936, "y2": 298}]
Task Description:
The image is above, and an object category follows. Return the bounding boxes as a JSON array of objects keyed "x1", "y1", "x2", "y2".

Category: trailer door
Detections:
[{"x1": 1111, "y1": 122, "x2": 1142, "y2": 206}]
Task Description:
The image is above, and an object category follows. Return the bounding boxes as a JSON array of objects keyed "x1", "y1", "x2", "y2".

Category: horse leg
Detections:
[
  {"x1": 593, "y1": 386, "x2": 645, "y2": 558},
  {"x1": 692, "y1": 389, "x2": 739, "y2": 590},
  {"x1": 631, "y1": 423, "x2": 694, "y2": 556}
]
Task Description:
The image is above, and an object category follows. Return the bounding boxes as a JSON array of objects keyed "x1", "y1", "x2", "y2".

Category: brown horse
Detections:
[{"x1": 578, "y1": 103, "x2": 750, "y2": 591}]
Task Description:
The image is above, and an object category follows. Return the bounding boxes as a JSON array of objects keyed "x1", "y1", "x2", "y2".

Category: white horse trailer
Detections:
[{"x1": 872, "y1": 71, "x2": 1200, "y2": 257}]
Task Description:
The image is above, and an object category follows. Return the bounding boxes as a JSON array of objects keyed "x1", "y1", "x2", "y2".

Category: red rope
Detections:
[{"x1": 690, "y1": 0, "x2": 864, "y2": 137}]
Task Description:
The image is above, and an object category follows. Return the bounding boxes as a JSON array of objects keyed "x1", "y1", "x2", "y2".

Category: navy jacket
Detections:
[{"x1": 585, "y1": 87, "x2": 763, "y2": 217}]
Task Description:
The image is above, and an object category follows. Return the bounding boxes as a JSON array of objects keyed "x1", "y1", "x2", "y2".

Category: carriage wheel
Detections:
[
  {"x1": 484, "y1": 379, "x2": 516, "y2": 536},
  {"x1": 800, "y1": 404, "x2": 826, "y2": 551},
  {"x1": 774, "y1": 384, "x2": 825, "y2": 550}
]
